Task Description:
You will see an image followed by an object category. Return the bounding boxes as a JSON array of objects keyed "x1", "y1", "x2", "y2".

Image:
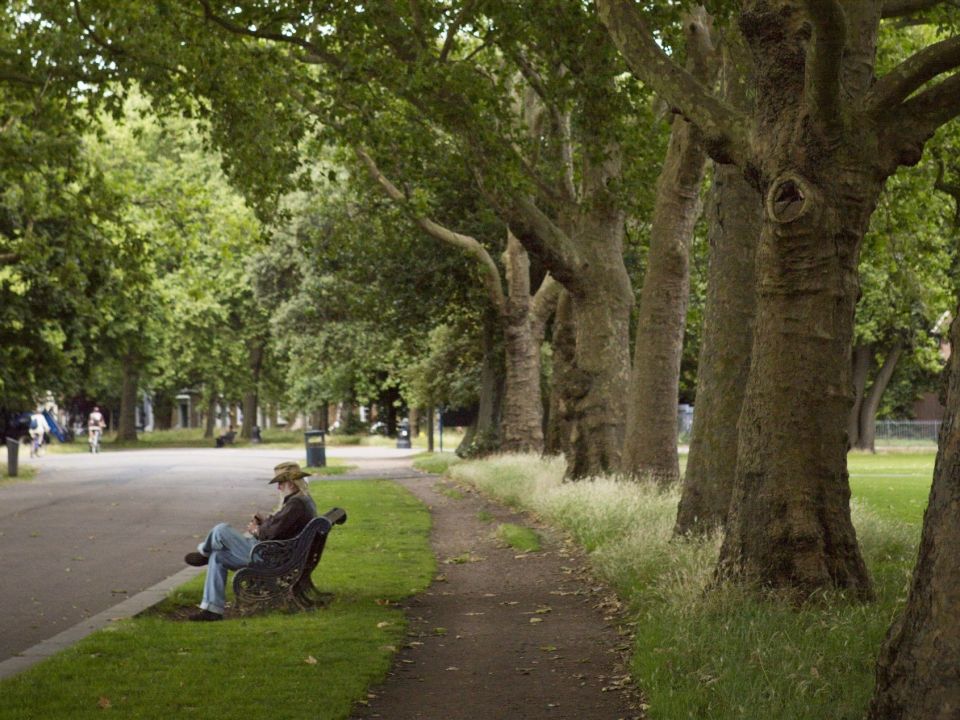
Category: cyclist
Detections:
[
  {"x1": 88, "y1": 406, "x2": 105, "y2": 453},
  {"x1": 28, "y1": 409, "x2": 50, "y2": 458}
]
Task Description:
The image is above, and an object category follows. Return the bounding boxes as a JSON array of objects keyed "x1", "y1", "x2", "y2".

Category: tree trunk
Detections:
[
  {"x1": 717, "y1": 4, "x2": 882, "y2": 599},
  {"x1": 153, "y1": 390, "x2": 175, "y2": 431},
  {"x1": 204, "y1": 394, "x2": 217, "y2": 439},
  {"x1": 564, "y1": 152, "x2": 633, "y2": 480},
  {"x1": 501, "y1": 232, "x2": 546, "y2": 453},
  {"x1": 623, "y1": 11, "x2": 715, "y2": 485},
  {"x1": 674, "y1": 162, "x2": 761, "y2": 534},
  {"x1": 240, "y1": 342, "x2": 264, "y2": 439},
  {"x1": 427, "y1": 407, "x2": 435, "y2": 452},
  {"x1": 869, "y1": 311, "x2": 960, "y2": 719},
  {"x1": 848, "y1": 343, "x2": 873, "y2": 449},
  {"x1": 718, "y1": 169, "x2": 879, "y2": 598},
  {"x1": 544, "y1": 289, "x2": 576, "y2": 457},
  {"x1": 116, "y1": 360, "x2": 139, "y2": 442},
  {"x1": 458, "y1": 313, "x2": 502, "y2": 456},
  {"x1": 856, "y1": 340, "x2": 904, "y2": 452}
]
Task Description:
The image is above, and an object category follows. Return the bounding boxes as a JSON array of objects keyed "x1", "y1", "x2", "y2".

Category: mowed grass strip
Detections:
[
  {"x1": 0, "y1": 480, "x2": 434, "y2": 720},
  {"x1": 449, "y1": 452, "x2": 933, "y2": 720}
]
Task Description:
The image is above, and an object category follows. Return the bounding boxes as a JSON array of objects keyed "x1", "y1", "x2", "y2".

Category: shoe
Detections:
[
  {"x1": 187, "y1": 609, "x2": 223, "y2": 622},
  {"x1": 184, "y1": 552, "x2": 209, "y2": 567}
]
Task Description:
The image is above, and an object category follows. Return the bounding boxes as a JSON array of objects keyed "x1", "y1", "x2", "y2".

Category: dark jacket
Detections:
[{"x1": 257, "y1": 493, "x2": 316, "y2": 541}]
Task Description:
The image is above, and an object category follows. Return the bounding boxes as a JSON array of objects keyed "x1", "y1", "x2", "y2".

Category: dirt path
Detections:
[{"x1": 352, "y1": 472, "x2": 642, "y2": 720}]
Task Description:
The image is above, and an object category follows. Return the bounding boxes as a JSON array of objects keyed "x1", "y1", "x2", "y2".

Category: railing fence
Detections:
[{"x1": 677, "y1": 410, "x2": 942, "y2": 447}]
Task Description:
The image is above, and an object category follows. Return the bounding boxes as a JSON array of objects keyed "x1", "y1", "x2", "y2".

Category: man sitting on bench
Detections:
[
  {"x1": 215, "y1": 424, "x2": 236, "y2": 448},
  {"x1": 183, "y1": 462, "x2": 316, "y2": 621}
]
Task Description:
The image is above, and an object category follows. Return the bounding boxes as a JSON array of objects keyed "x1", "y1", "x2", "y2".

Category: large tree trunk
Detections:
[
  {"x1": 204, "y1": 393, "x2": 217, "y2": 439},
  {"x1": 501, "y1": 232, "x2": 546, "y2": 453},
  {"x1": 153, "y1": 389, "x2": 175, "y2": 431},
  {"x1": 869, "y1": 311, "x2": 960, "y2": 719},
  {"x1": 116, "y1": 360, "x2": 139, "y2": 442},
  {"x1": 458, "y1": 313, "x2": 503, "y2": 456},
  {"x1": 856, "y1": 340, "x2": 904, "y2": 452},
  {"x1": 564, "y1": 152, "x2": 633, "y2": 480},
  {"x1": 848, "y1": 343, "x2": 873, "y2": 449},
  {"x1": 544, "y1": 289, "x2": 576, "y2": 456},
  {"x1": 623, "y1": 11, "x2": 714, "y2": 484},
  {"x1": 718, "y1": 4, "x2": 881, "y2": 598},
  {"x1": 674, "y1": 163, "x2": 761, "y2": 534},
  {"x1": 240, "y1": 342, "x2": 264, "y2": 439}
]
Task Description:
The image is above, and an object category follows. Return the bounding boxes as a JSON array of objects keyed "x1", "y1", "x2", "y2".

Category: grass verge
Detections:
[
  {"x1": 449, "y1": 452, "x2": 930, "y2": 720},
  {"x1": 0, "y1": 479, "x2": 435, "y2": 720},
  {"x1": 412, "y1": 451, "x2": 462, "y2": 475},
  {"x1": 495, "y1": 523, "x2": 541, "y2": 553}
]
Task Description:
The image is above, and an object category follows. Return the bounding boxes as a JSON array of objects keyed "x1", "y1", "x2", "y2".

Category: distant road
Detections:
[{"x1": 0, "y1": 445, "x2": 417, "y2": 663}]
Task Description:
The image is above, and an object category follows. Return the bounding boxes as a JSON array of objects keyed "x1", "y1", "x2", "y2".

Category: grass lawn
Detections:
[
  {"x1": 447, "y1": 450, "x2": 936, "y2": 720},
  {"x1": 847, "y1": 450, "x2": 934, "y2": 524},
  {"x1": 0, "y1": 479, "x2": 434, "y2": 720}
]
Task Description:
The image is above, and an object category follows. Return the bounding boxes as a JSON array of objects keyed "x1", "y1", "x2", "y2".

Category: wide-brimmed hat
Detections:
[{"x1": 269, "y1": 462, "x2": 312, "y2": 484}]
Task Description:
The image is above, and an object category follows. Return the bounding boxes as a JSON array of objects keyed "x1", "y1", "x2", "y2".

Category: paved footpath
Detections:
[{"x1": 0, "y1": 445, "x2": 417, "y2": 667}]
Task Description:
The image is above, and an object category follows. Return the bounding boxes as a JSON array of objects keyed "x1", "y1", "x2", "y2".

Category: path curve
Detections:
[{"x1": 352, "y1": 472, "x2": 641, "y2": 720}]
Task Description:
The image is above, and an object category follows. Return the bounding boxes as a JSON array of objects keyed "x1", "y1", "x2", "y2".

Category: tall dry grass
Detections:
[{"x1": 449, "y1": 453, "x2": 919, "y2": 719}]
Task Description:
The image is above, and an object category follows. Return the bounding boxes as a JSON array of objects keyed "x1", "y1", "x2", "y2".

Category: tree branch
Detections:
[
  {"x1": 0, "y1": 252, "x2": 19, "y2": 266},
  {"x1": 867, "y1": 34, "x2": 960, "y2": 114},
  {"x1": 595, "y1": 0, "x2": 750, "y2": 167},
  {"x1": 530, "y1": 274, "x2": 561, "y2": 340},
  {"x1": 881, "y1": 0, "x2": 946, "y2": 17},
  {"x1": 439, "y1": 0, "x2": 475, "y2": 62},
  {"x1": 934, "y1": 158, "x2": 960, "y2": 227},
  {"x1": 894, "y1": 71, "x2": 960, "y2": 146},
  {"x1": 508, "y1": 198, "x2": 585, "y2": 291},
  {"x1": 354, "y1": 146, "x2": 506, "y2": 315},
  {"x1": 801, "y1": 0, "x2": 846, "y2": 135}
]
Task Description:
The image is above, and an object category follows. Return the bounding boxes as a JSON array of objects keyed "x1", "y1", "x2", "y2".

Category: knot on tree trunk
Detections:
[{"x1": 765, "y1": 172, "x2": 821, "y2": 228}]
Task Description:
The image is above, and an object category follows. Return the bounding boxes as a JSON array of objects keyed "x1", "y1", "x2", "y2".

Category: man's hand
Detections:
[{"x1": 245, "y1": 519, "x2": 259, "y2": 535}]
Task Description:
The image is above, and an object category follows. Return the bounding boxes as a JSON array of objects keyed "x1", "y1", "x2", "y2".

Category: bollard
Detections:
[{"x1": 5, "y1": 437, "x2": 20, "y2": 477}]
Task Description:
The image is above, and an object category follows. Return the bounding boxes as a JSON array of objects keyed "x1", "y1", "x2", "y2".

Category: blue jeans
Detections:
[{"x1": 197, "y1": 523, "x2": 257, "y2": 614}]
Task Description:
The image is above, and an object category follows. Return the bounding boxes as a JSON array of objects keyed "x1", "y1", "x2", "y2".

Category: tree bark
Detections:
[
  {"x1": 563, "y1": 151, "x2": 633, "y2": 479},
  {"x1": 240, "y1": 341, "x2": 264, "y2": 439},
  {"x1": 544, "y1": 289, "x2": 576, "y2": 457},
  {"x1": 856, "y1": 340, "x2": 904, "y2": 452},
  {"x1": 848, "y1": 343, "x2": 873, "y2": 449},
  {"x1": 204, "y1": 393, "x2": 217, "y2": 439},
  {"x1": 501, "y1": 231, "x2": 547, "y2": 453},
  {"x1": 116, "y1": 360, "x2": 139, "y2": 442},
  {"x1": 623, "y1": 9, "x2": 715, "y2": 485},
  {"x1": 458, "y1": 312, "x2": 502, "y2": 456},
  {"x1": 674, "y1": 162, "x2": 761, "y2": 534},
  {"x1": 868, "y1": 311, "x2": 960, "y2": 719},
  {"x1": 718, "y1": 4, "x2": 882, "y2": 599}
]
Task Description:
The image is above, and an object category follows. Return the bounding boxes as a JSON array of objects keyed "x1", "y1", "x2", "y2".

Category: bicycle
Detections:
[{"x1": 88, "y1": 427, "x2": 102, "y2": 454}]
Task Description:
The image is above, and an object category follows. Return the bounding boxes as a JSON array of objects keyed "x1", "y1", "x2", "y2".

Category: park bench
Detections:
[
  {"x1": 215, "y1": 430, "x2": 236, "y2": 448},
  {"x1": 233, "y1": 507, "x2": 347, "y2": 614}
]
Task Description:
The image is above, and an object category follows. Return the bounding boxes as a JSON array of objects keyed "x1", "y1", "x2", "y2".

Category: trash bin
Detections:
[
  {"x1": 396, "y1": 420, "x2": 412, "y2": 449},
  {"x1": 305, "y1": 429, "x2": 326, "y2": 468},
  {"x1": 5, "y1": 436, "x2": 19, "y2": 477}
]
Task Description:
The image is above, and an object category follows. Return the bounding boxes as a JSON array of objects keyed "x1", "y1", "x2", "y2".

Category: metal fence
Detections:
[
  {"x1": 677, "y1": 411, "x2": 942, "y2": 448},
  {"x1": 873, "y1": 420, "x2": 942, "y2": 446}
]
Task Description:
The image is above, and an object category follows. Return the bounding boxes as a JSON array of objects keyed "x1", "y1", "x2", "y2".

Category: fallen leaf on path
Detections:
[
  {"x1": 529, "y1": 617, "x2": 544, "y2": 624},
  {"x1": 445, "y1": 667, "x2": 459, "y2": 671},
  {"x1": 97, "y1": 696, "x2": 111, "y2": 709}
]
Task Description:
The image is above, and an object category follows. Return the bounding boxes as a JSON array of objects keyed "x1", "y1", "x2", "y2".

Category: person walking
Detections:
[
  {"x1": 87, "y1": 406, "x2": 105, "y2": 453},
  {"x1": 28, "y1": 409, "x2": 50, "y2": 458},
  {"x1": 182, "y1": 462, "x2": 316, "y2": 621}
]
